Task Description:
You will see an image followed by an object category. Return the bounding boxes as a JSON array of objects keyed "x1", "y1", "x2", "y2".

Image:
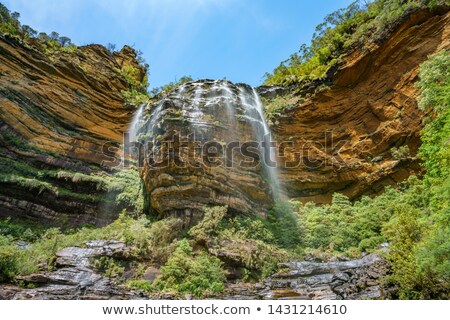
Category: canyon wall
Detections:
[
  {"x1": 269, "y1": 8, "x2": 450, "y2": 202},
  {"x1": 0, "y1": 7, "x2": 449, "y2": 223},
  {"x1": 0, "y1": 36, "x2": 142, "y2": 225}
]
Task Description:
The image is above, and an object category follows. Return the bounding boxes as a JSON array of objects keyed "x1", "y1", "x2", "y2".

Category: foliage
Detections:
[
  {"x1": 1, "y1": 2, "x2": 150, "y2": 103},
  {"x1": 214, "y1": 211, "x2": 290, "y2": 280},
  {"x1": 382, "y1": 205, "x2": 424, "y2": 298},
  {"x1": 390, "y1": 145, "x2": 411, "y2": 160},
  {"x1": 108, "y1": 168, "x2": 146, "y2": 214},
  {"x1": 0, "y1": 217, "x2": 47, "y2": 242},
  {"x1": 93, "y1": 256, "x2": 125, "y2": 279},
  {"x1": 261, "y1": 94, "x2": 301, "y2": 120},
  {"x1": 121, "y1": 89, "x2": 150, "y2": 105},
  {"x1": 220, "y1": 216, "x2": 275, "y2": 243},
  {"x1": 152, "y1": 239, "x2": 226, "y2": 297},
  {"x1": 119, "y1": 63, "x2": 150, "y2": 104},
  {"x1": 267, "y1": 200, "x2": 305, "y2": 249},
  {"x1": 126, "y1": 279, "x2": 152, "y2": 291},
  {"x1": 416, "y1": 50, "x2": 450, "y2": 113},
  {"x1": 120, "y1": 65, "x2": 146, "y2": 90},
  {"x1": 146, "y1": 218, "x2": 184, "y2": 262},
  {"x1": 0, "y1": 153, "x2": 145, "y2": 215},
  {"x1": 290, "y1": 50, "x2": 450, "y2": 298},
  {"x1": 0, "y1": 212, "x2": 152, "y2": 279},
  {"x1": 416, "y1": 50, "x2": 450, "y2": 179},
  {"x1": 264, "y1": 0, "x2": 447, "y2": 85},
  {"x1": 0, "y1": 129, "x2": 54, "y2": 155},
  {"x1": 150, "y1": 76, "x2": 193, "y2": 97},
  {"x1": 189, "y1": 206, "x2": 227, "y2": 244},
  {"x1": 107, "y1": 43, "x2": 116, "y2": 52},
  {"x1": 214, "y1": 230, "x2": 288, "y2": 280},
  {"x1": 0, "y1": 235, "x2": 18, "y2": 282},
  {"x1": 0, "y1": 2, "x2": 76, "y2": 55}
]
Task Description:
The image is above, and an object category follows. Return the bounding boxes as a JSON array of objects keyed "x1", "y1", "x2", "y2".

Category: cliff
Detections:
[
  {"x1": 137, "y1": 80, "x2": 275, "y2": 221},
  {"x1": 268, "y1": 8, "x2": 450, "y2": 202},
  {"x1": 0, "y1": 3, "x2": 449, "y2": 301},
  {"x1": 0, "y1": 35, "x2": 143, "y2": 225},
  {"x1": 0, "y1": 7, "x2": 449, "y2": 224}
]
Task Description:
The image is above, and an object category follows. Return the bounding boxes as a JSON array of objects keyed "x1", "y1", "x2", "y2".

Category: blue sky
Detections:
[{"x1": 3, "y1": 0, "x2": 354, "y2": 89}]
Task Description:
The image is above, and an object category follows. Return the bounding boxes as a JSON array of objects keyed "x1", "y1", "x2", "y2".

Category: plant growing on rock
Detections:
[
  {"x1": 151, "y1": 239, "x2": 226, "y2": 297},
  {"x1": 264, "y1": 0, "x2": 447, "y2": 85},
  {"x1": 189, "y1": 206, "x2": 227, "y2": 244}
]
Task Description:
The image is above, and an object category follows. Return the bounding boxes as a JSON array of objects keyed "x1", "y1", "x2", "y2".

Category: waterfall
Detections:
[
  {"x1": 238, "y1": 86, "x2": 280, "y2": 196},
  {"x1": 220, "y1": 82, "x2": 236, "y2": 121},
  {"x1": 191, "y1": 83, "x2": 204, "y2": 120},
  {"x1": 126, "y1": 79, "x2": 280, "y2": 198},
  {"x1": 128, "y1": 104, "x2": 144, "y2": 143},
  {"x1": 251, "y1": 88, "x2": 279, "y2": 195}
]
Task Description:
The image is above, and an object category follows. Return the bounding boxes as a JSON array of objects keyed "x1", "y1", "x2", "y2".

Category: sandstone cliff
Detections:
[
  {"x1": 268, "y1": 8, "x2": 450, "y2": 202},
  {"x1": 0, "y1": 36, "x2": 143, "y2": 225},
  {"x1": 0, "y1": 7, "x2": 448, "y2": 224},
  {"x1": 137, "y1": 80, "x2": 274, "y2": 221}
]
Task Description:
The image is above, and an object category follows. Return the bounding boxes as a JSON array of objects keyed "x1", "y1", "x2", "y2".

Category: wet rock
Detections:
[
  {"x1": 223, "y1": 254, "x2": 391, "y2": 300},
  {"x1": 256, "y1": 85, "x2": 290, "y2": 99},
  {"x1": 0, "y1": 240, "x2": 148, "y2": 300},
  {"x1": 139, "y1": 80, "x2": 275, "y2": 219}
]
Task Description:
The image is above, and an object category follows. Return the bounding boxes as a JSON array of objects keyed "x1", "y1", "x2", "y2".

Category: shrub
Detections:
[
  {"x1": 416, "y1": 50, "x2": 450, "y2": 179},
  {"x1": 108, "y1": 168, "x2": 146, "y2": 214},
  {"x1": 268, "y1": 200, "x2": 305, "y2": 249},
  {"x1": 93, "y1": 256, "x2": 125, "y2": 279},
  {"x1": 150, "y1": 76, "x2": 193, "y2": 97},
  {"x1": 127, "y1": 279, "x2": 152, "y2": 291},
  {"x1": 121, "y1": 89, "x2": 150, "y2": 105},
  {"x1": 220, "y1": 216, "x2": 275, "y2": 243},
  {"x1": 189, "y1": 206, "x2": 227, "y2": 244},
  {"x1": 390, "y1": 145, "x2": 411, "y2": 160},
  {"x1": 383, "y1": 205, "x2": 423, "y2": 298},
  {"x1": 152, "y1": 239, "x2": 226, "y2": 297},
  {"x1": 0, "y1": 211, "x2": 154, "y2": 278},
  {"x1": 0, "y1": 235, "x2": 19, "y2": 282},
  {"x1": 147, "y1": 218, "x2": 183, "y2": 262}
]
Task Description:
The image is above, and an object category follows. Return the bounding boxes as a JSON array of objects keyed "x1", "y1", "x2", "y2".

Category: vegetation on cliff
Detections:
[
  {"x1": 263, "y1": 0, "x2": 448, "y2": 86},
  {"x1": 1, "y1": 2, "x2": 150, "y2": 105},
  {"x1": 286, "y1": 50, "x2": 449, "y2": 299},
  {"x1": 0, "y1": 3, "x2": 76, "y2": 55},
  {"x1": 0, "y1": 1, "x2": 448, "y2": 300},
  {"x1": 0, "y1": 2, "x2": 149, "y2": 225}
]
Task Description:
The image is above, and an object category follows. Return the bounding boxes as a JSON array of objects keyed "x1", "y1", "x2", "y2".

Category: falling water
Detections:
[
  {"x1": 126, "y1": 80, "x2": 280, "y2": 197},
  {"x1": 128, "y1": 104, "x2": 144, "y2": 143},
  {"x1": 220, "y1": 82, "x2": 236, "y2": 121},
  {"x1": 238, "y1": 86, "x2": 280, "y2": 196},
  {"x1": 252, "y1": 88, "x2": 280, "y2": 195},
  {"x1": 191, "y1": 83, "x2": 204, "y2": 120}
]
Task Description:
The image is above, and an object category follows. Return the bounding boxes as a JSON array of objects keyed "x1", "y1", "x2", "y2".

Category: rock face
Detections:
[
  {"x1": 270, "y1": 8, "x2": 450, "y2": 202},
  {"x1": 0, "y1": 240, "x2": 148, "y2": 300},
  {"x1": 137, "y1": 80, "x2": 275, "y2": 220},
  {"x1": 0, "y1": 7, "x2": 448, "y2": 220},
  {"x1": 223, "y1": 254, "x2": 390, "y2": 300},
  {"x1": 0, "y1": 35, "x2": 143, "y2": 225},
  {"x1": 0, "y1": 36, "x2": 135, "y2": 162}
]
